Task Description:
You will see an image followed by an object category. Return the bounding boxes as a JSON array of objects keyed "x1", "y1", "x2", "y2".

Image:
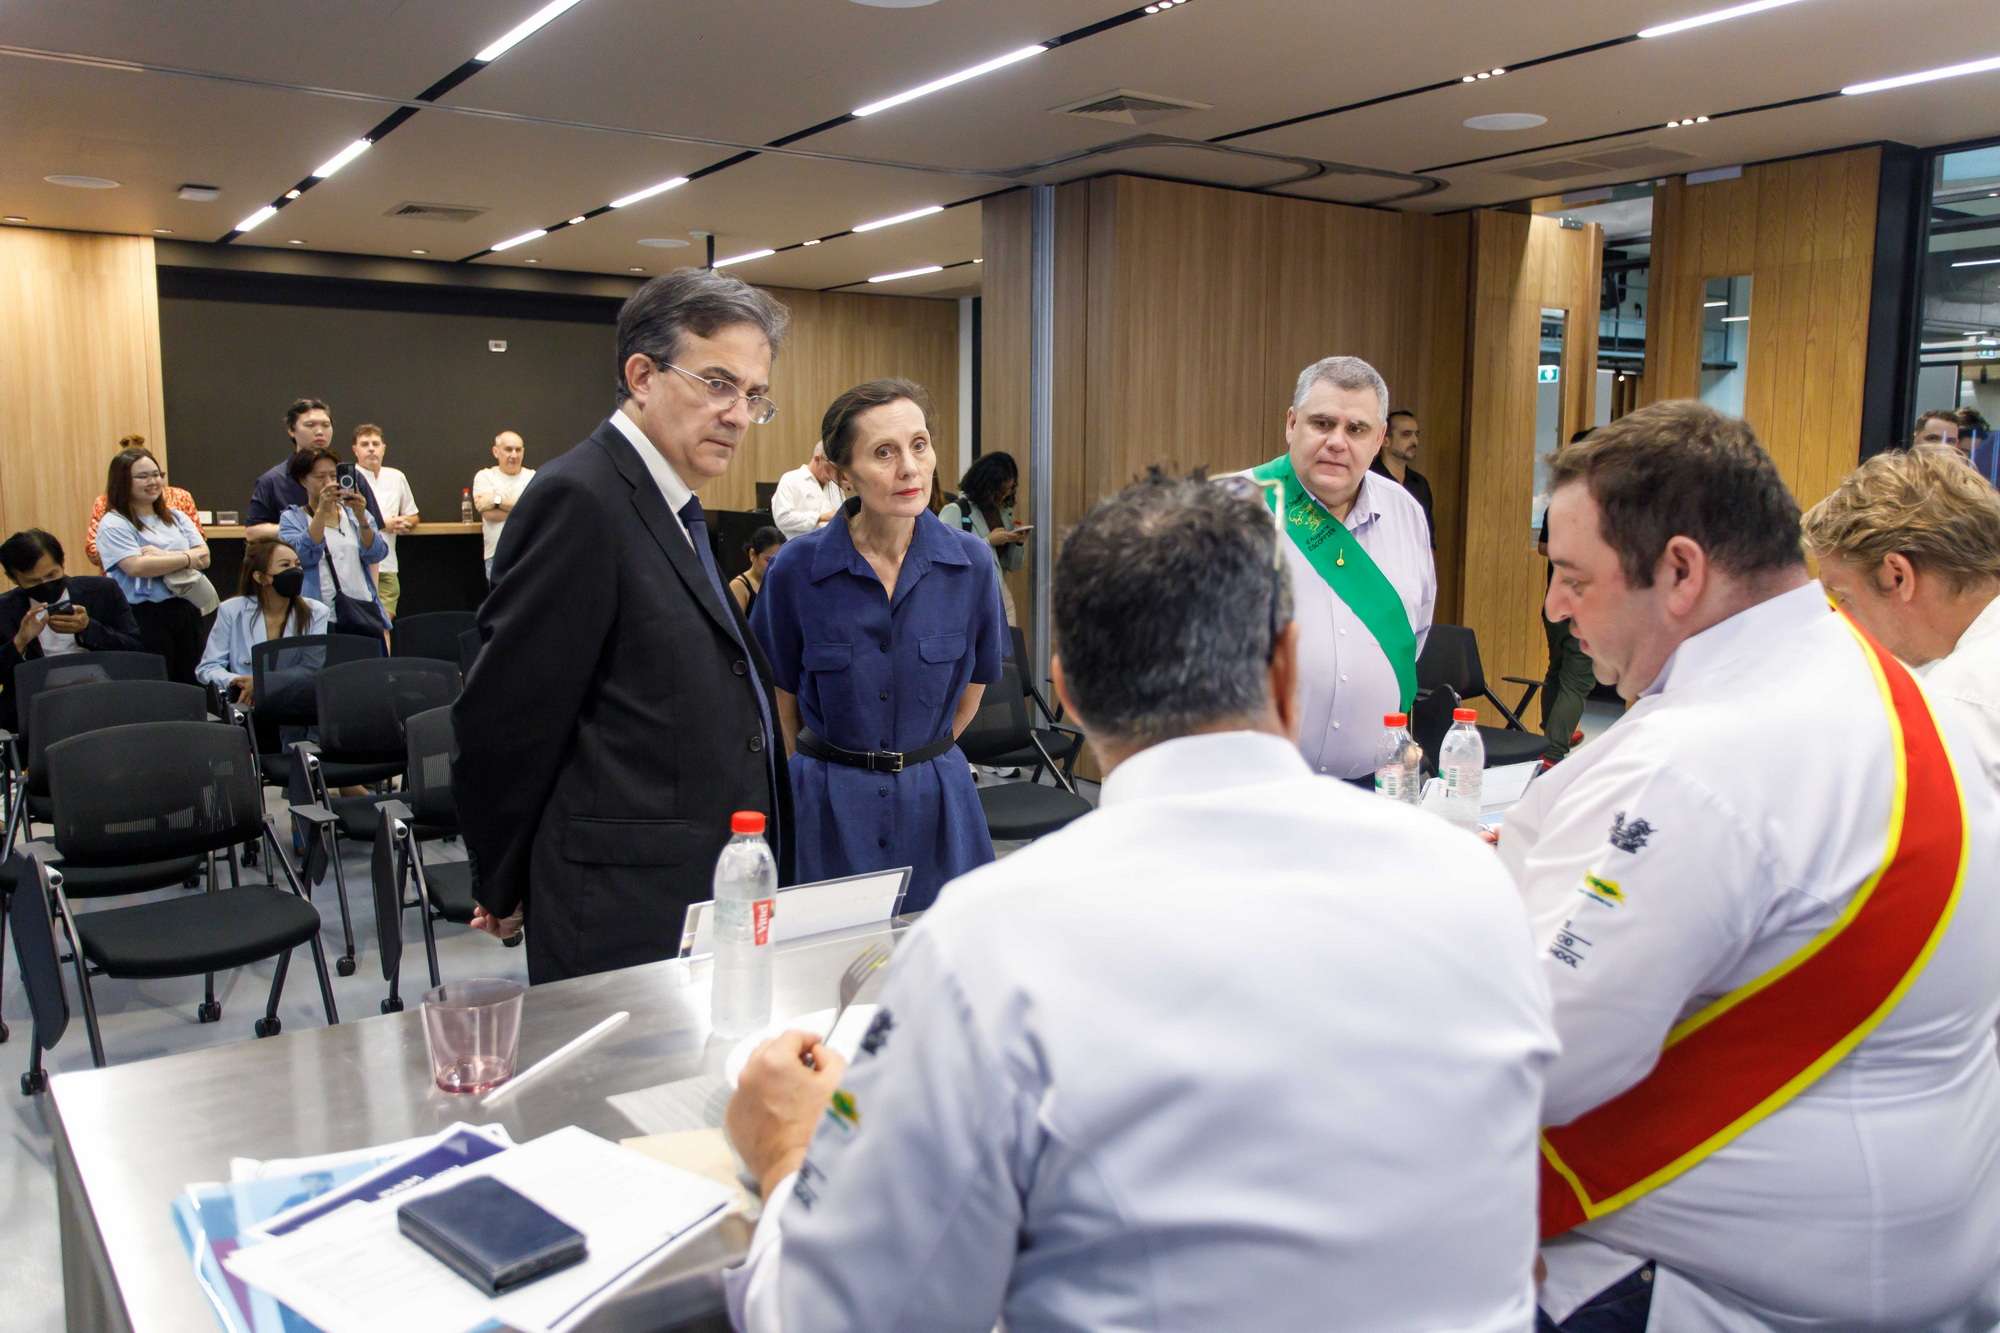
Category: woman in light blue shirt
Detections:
[
  {"x1": 95, "y1": 445, "x2": 211, "y2": 683},
  {"x1": 277, "y1": 447, "x2": 389, "y2": 632},
  {"x1": 198, "y1": 537, "x2": 331, "y2": 705}
]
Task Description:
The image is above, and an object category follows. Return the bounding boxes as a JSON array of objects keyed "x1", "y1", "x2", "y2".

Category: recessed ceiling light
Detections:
[
  {"x1": 1491, "y1": 67, "x2": 1506, "y2": 75},
  {"x1": 287, "y1": 238, "x2": 307, "y2": 245},
  {"x1": 802, "y1": 238, "x2": 821, "y2": 246},
  {"x1": 3, "y1": 216, "x2": 27, "y2": 224},
  {"x1": 285, "y1": 189, "x2": 302, "y2": 199},
  {"x1": 152, "y1": 227, "x2": 173, "y2": 234},
  {"x1": 1464, "y1": 112, "x2": 1547, "y2": 131},
  {"x1": 1842, "y1": 53, "x2": 2000, "y2": 97},
  {"x1": 854, "y1": 204, "x2": 944, "y2": 233},
  {"x1": 411, "y1": 248, "x2": 430, "y2": 255},
  {"x1": 973, "y1": 257, "x2": 983, "y2": 264},
  {"x1": 610, "y1": 177, "x2": 689, "y2": 208},
  {"x1": 869, "y1": 265, "x2": 945, "y2": 283},
  {"x1": 1476, "y1": 71, "x2": 1491, "y2": 79},
  {"x1": 714, "y1": 248, "x2": 776, "y2": 268},
  {"x1": 523, "y1": 257, "x2": 540, "y2": 264},
  {"x1": 1462, "y1": 75, "x2": 1476, "y2": 83},
  {"x1": 44, "y1": 174, "x2": 120, "y2": 189},
  {"x1": 638, "y1": 236, "x2": 692, "y2": 248},
  {"x1": 310, "y1": 139, "x2": 371, "y2": 179},
  {"x1": 491, "y1": 228, "x2": 547, "y2": 251},
  {"x1": 474, "y1": 0, "x2": 589, "y2": 63},
  {"x1": 852, "y1": 44, "x2": 1046, "y2": 117},
  {"x1": 567, "y1": 215, "x2": 587, "y2": 226},
  {"x1": 628, "y1": 266, "x2": 645, "y2": 272},
  {"x1": 1639, "y1": 0, "x2": 1812, "y2": 40},
  {"x1": 235, "y1": 205, "x2": 278, "y2": 233}
]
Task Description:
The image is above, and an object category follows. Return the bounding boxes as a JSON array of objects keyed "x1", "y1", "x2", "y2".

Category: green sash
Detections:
[{"x1": 1251, "y1": 453, "x2": 1418, "y2": 709}]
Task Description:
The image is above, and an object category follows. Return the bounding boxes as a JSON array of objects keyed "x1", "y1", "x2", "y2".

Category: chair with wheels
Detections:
[
  {"x1": 1414, "y1": 625, "x2": 1548, "y2": 767},
  {"x1": 10, "y1": 651, "x2": 166, "y2": 759},
  {"x1": 392, "y1": 611, "x2": 478, "y2": 663},
  {"x1": 32, "y1": 719, "x2": 340, "y2": 1071},
  {"x1": 369, "y1": 705, "x2": 484, "y2": 1013},
  {"x1": 958, "y1": 661, "x2": 1094, "y2": 843},
  {"x1": 295, "y1": 658, "x2": 462, "y2": 977},
  {"x1": 985, "y1": 627, "x2": 1083, "y2": 785},
  {"x1": 8, "y1": 853, "x2": 67, "y2": 1092},
  {"x1": 239, "y1": 633, "x2": 385, "y2": 794}
]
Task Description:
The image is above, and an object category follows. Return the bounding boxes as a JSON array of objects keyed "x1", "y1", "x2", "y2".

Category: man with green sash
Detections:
[{"x1": 1253, "y1": 356, "x2": 1434, "y2": 782}]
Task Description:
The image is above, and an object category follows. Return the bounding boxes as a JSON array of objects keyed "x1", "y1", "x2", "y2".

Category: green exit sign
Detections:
[{"x1": 1537, "y1": 365, "x2": 1561, "y2": 384}]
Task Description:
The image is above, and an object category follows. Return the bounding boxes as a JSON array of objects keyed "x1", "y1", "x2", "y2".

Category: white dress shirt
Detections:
[
  {"x1": 1919, "y1": 594, "x2": 2000, "y2": 792},
  {"x1": 472, "y1": 464, "x2": 537, "y2": 560},
  {"x1": 359, "y1": 463, "x2": 419, "y2": 573},
  {"x1": 728, "y1": 730, "x2": 1556, "y2": 1332},
  {"x1": 770, "y1": 463, "x2": 843, "y2": 539},
  {"x1": 606, "y1": 409, "x2": 692, "y2": 538},
  {"x1": 1285, "y1": 471, "x2": 1436, "y2": 779},
  {"x1": 1498, "y1": 583, "x2": 2000, "y2": 1330}
]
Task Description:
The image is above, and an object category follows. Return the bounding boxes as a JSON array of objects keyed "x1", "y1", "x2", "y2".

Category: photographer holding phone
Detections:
[
  {"x1": 246, "y1": 398, "x2": 385, "y2": 543},
  {"x1": 278, "y1": 447, "x2": 390, "y2": 635},
  {"x1": 939, "y1": 450, "x2": 1026, "y2": 626}
]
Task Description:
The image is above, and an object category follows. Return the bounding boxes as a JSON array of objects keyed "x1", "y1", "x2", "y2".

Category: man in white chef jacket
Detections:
[
  {"x1": 1504, "y1": 401, "x2": 2000, "y2": 1331},
  {"x1": 769, "y1": 442, "x2": 843, "y2": 539},
  {"x1": 722, "y1": 469, "x2": 1556, "y2": 1332}
]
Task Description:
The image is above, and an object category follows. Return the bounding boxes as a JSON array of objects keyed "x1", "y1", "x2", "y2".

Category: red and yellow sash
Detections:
[{"x1": 1539, "y1": 614, "x2": 1971, "y2": 1239}]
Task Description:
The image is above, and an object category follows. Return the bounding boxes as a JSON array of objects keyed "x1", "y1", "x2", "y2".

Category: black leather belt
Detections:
[{"x1": 796, "y1": 727, "x2": 955, "y2": 774}]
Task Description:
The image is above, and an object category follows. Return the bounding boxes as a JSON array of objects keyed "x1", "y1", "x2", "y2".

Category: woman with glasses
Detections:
[
  {"x1": 940, "y1": 451, "x2": 1028, "y2": 626},
  {"x1": 751, "y1": 378, "x2": 1005, "y2": 913},
  {"x1": 84, "y1": 434, "x2": 204, "y2": 570},
  {"x1": 94, "y1": 445, "x2": 213, "y2": 683}
]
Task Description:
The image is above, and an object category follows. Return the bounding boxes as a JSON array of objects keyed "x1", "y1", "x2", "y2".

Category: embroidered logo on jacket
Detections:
[{"x1": 1609, "y1": 811, "x2": 1655, "y2": 854}]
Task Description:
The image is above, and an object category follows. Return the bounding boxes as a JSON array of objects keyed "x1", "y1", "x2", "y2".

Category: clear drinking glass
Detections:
[{"x1": 420, "y1": 978, "x2": 526, "y2": 1094}]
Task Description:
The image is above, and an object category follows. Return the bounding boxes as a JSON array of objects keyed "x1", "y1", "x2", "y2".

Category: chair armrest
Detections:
[
  {"x1": 287, "y1": 802, "x2": 339, "y2": 830},
  {"x1": 1500, "y1": 675, "x2": 1541, "y2": 687}
]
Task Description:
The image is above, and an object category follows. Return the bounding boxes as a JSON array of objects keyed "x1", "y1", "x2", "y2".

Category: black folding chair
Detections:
[
  {"x1": 392, "y1": 611, "x2": 478, "y2": 663},
  {"x1": 31, "y1": 720, "x2": 339, "y2": 1073},
  {"x1": 9, "y1": 651, "x2": 166, "y2": 758},
  {"x1": 990, "y1": 627, "x2": 1083, "y2": 785},
  {"x1": 959, "y1": 661, "x2": 1093, "y2": 842},
  {"x1": 291, "y1": 658, "x2": 461, "y2": 977},
  {"x1": 1415, "y1": 625, "x2": 1548, "y2": 767},
  {"x1": 370, "y1": 706, "x2": 485, "y2": 1013},
  {"x1": 238, "y1": 633, "x2": 385, "y2": 793},
  {"x1": 9, "y1": 853, "x2": 67, "y2": 1091}
]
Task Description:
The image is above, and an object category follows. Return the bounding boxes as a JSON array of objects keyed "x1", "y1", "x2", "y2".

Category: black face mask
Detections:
[
  {"x1": 270, "y1": 568, "x2": 306, "y2": 600},
  {"x1": 25, "y1": 576, "x2": 68, "y2": 605}
]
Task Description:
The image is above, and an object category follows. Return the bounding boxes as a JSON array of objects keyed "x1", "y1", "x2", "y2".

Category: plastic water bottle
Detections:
[
  {"x1": 710, "y1": 811, "x2": 777, "y2": 1039},
  {"x1": 460, "y1": 488, "x2": 475, "y2": 523},
  {"x1": 1374, "y1": 712, "x2": 1421, "y2": 803},
  {"x1": 1440, "y1": 708, "x2": 1485, "y2": 826}
]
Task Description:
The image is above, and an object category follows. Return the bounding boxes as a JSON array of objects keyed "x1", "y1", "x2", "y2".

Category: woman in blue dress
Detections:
[{"x1": 751, "y1": 378, "x2": 1005, "y2": 912}]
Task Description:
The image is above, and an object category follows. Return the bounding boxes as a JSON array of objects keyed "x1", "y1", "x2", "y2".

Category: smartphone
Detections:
[
  {"x1": 336, "y1": 462, "x2": 358, "y2": 491},
  {"x1": 1012, "y1": 524, "x2": 1035, "y2": 534}
]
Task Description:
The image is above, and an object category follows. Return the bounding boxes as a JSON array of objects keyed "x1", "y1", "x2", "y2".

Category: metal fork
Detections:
[{"x1": 803, "y1": 942, "x2": 890, "y2": 1069}]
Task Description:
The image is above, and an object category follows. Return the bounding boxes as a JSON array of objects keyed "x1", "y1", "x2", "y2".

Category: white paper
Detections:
[
  {"x1": 224, "y1": 1126, "x2": 731, "y2": 1333},
  {"x1": 681, "y1": 867, "x2": 909, "y2": 957},
  {"x1": 607, "y1": 1073, "x2": 734, "y2": 1137}
]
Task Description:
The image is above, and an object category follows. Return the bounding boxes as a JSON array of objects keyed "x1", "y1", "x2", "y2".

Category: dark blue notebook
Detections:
[{"x1": 397, "y1": 1176, "x2": 587, "y2": 1296}]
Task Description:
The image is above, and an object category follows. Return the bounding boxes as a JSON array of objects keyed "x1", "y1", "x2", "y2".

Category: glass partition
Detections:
[
  {"x1": 1915, "y1": 140, "x2": 2000, "y2": 477},
  {"x1": 1698, "y1": 275, "x2": 1753, "y2": 419},
  {"x1": 1533, "y1": 307, "x2": 1567, "y2": 531}
]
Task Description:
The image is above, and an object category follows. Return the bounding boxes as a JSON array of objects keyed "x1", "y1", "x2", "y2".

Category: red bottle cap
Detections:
[
  {"x1": 730, "y1": 811, "x2": 766, "y2": 835},
  {"x1": 1453, "y1": 707, "x2": 1478, "y2": 723},
  {"x1": 1384, "y1": 712, "x2": 1408, "y2": 727}
]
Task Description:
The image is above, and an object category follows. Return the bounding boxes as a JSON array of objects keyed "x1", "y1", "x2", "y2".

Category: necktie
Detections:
[
  {"x1": 679, "y1": 494, "x2": 780, "y2": 819},
  {"x1": 678, "y1": 495, "x2": 733, "y2": 617}
]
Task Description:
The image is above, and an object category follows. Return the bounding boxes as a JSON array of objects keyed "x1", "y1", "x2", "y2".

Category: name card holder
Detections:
[{"x1": 679, "y1": 867, "x2": 911, "y2": 959}]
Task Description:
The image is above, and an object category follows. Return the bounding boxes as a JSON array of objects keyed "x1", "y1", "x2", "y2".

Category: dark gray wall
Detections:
[{"x1": 158, "y1": 271, "x2": 619, "y2": 519}]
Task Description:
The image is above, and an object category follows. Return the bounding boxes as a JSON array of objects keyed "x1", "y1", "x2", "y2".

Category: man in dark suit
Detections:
[
  {"x1": 453, "y1": 269, "x2": 793, "y2": 984},
  {"x1": 1, "y1": 528, "x2": 144, "y2": 732}
]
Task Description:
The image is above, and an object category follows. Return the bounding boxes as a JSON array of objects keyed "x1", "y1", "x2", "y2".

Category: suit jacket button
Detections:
[
  {"x1": 733, "y1": 659, "x2": 748, "y2": 676},
  {"x1": 749, "y1": 734, "x2": 764, "y2": 753}
]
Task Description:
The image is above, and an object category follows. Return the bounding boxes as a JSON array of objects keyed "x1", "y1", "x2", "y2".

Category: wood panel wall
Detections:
[
  {"x1": 702, "y1": 284, "x2": 962, "y2": 513},
  {"x1": 0, "y1": 228, "x2": 168, "y2": 570},
  {"x1": 1646, "y1": 146, "x2": 1880, "y2": 510},
  {"x1": 1460, "y1": 210, "x2": 1603, "y2": 723}
]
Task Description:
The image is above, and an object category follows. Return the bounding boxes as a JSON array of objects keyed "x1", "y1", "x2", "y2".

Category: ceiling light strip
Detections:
[
  {"x1": 475, "y1": 0, "x2": 590, "y2": 63},
  {"x1": 714, "y1": 248, "x2": 776, "y2": 268},
  {"x1": 1842, "y1": 54, "x2": 2000, "y2": 96},
  {"x1": 852, "y1": 45, "x2": 1047, "y2": 118},
  {"x1": 1637, "y1": 0, "x2": 1813, "y2": 40},
  {"x1": 853, "y1": 204, "x2": 945, "y2": 233}
]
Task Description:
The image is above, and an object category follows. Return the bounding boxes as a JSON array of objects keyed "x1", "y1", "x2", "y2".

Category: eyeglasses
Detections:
[
  {"x1": 130, "y1": 469, "x2": 167, "y2": 482},
  {"x1": 1213, "y1": 474, "x2": 1290, "y2": 659},
  {"x1": 653, "y1": 359, "x2": 778, "y2": 425}
]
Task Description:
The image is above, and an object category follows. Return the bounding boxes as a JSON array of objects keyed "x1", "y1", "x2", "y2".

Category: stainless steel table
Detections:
[{"x1": 48, "y1": 922, "x2": 906, "y2": 1333}]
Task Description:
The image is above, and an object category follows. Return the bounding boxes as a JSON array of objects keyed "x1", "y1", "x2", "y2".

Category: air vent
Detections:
[
  {"x1": 1577, "y1": 145, "x2": 1694, "y2": 169},
  {"x1": 383, "y1": 201, "x2": 488, "y2": 223},
  {"x1": 1500, "y1": 159, "x2": 1600, "y2": 182},
  {"x1": 1052, "y1": 88, "x2": 1213, "y2": 126}
]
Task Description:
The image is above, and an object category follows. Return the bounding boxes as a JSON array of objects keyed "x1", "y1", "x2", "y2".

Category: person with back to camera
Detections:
[
  {"x1": 938, "y1": 451, "x2": 1027, "y2": 627},
  {"x1": 751, "y1": 378, "x2": 1004, "y2": 913},
  {"x1": 730, "y1": 526, "x2": 785, "y2": 617}
]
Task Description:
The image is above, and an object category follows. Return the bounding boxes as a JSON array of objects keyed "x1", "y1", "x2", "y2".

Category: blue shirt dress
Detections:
[{"x1": 752, "y1": 509, "x2": 1005, "y2": 912}]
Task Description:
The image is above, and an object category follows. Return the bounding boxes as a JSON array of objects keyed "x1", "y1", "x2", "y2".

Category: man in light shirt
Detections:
[
  {"x1": 472, "y1": 431, "x2": 534, "y2": 583},
  {"x1": 352, "y1": 424, "x2": 419, "y2": 615},
  {"x1": 1804, "y1": 442, "x2": 2000, "y2": 789},
  {"x1": 1251, "y1": 355, "x2": 1434, "y2": 781},
  {"x1": 1506, "y1": 402, "x2": 2000, "y2": 1330},
  {"x1": 723, "y1": 470, "x2": 1555, "y2": 1333},
  {"x1": 769, "y1": 441, "x2": 843, "y2": 538}
]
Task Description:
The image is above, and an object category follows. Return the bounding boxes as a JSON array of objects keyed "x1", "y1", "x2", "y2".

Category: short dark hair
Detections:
[
  {"x1": 287, "y1": 446, "x2": 339, "y2": 483},
  {"x1": 1386, "y1": 409, "x2": 1418, "y2": 430},
  {"x1": 1055, "y1": 469, "x2": 1292, "y2": 748},
  {"x1": 1548, "y1": 400, "x2": 1803, "y2": 589},
  {"x1": 744, "y1": 525, "x2": 785, "y2": 558},
  {"x1": 820, "y1": 379, "x2": 934, "y2": 469},
  {"x1": 1958, "y1": 407, "x2": 1991, "y2": 435},
  {"x1": 285, "y1": 398, "x2": 330, "y2": 432},
  {"x1": 957, "y1": 451, "x2": 1018, "y2": 515},
  {"x1": 0, "y1": 529, "x2": 63, "y2": 577},
  {"x1": 106, "y1": 447, "x2": 172, "y2": 525},
  {"x1": 614, "y1": 268, "x2": 791, "y2": 403}
]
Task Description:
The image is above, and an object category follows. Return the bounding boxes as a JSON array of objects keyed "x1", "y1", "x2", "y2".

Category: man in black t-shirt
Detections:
[{"x1": 1369, "y1": 409, "x2": 1435, "y2": 546}]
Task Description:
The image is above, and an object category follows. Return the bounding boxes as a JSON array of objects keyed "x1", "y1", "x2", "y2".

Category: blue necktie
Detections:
[{"x1": 680, "y1": 495, "x2": 779, "y2": 805}]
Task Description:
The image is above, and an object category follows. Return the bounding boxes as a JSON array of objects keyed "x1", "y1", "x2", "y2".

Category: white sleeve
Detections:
[
  {"x1": 1512, "y1": 763, "x2": 1773, "y2": 1125},
  {"x1": 726, "y1": 924, "x2": 1039, "y2": 1333},
  {"x1": 770, "y1": 471, "x2": 820, "y2": 539},
  {"x1": 471, "y1": 468, "x2": 496, "y2": 510}
]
